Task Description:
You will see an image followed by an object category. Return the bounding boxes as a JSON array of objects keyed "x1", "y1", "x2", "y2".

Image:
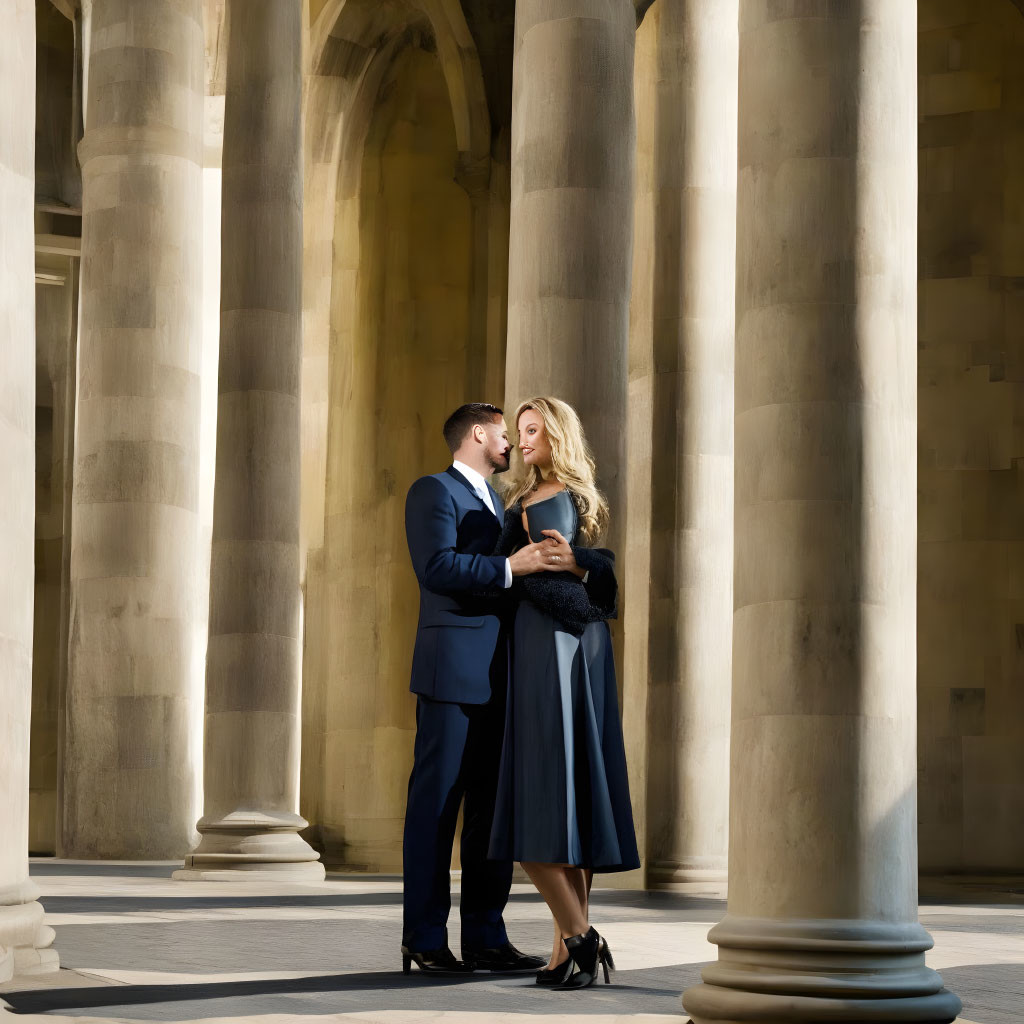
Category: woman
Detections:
[{"x1": 489, "y1": 396, "x2": 639, "y2": 990}]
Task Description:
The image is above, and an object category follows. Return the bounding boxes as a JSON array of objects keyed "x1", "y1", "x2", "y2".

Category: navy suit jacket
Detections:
[{"x1": 405, "y1": 466, "x2": 508, "y2": 705}]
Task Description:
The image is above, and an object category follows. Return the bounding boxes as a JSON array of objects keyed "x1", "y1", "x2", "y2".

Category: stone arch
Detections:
[
  {"x1": 310, "y1": 0, "x2": 490, "y2": 174},
  {"x1": 301, "y1": 0, "x2": 494, "y2": 568}
]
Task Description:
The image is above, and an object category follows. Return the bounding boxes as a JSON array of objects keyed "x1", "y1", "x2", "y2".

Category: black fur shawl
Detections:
[{"x1": 494, "y1": 501, "x2": 618, "y2": 636}]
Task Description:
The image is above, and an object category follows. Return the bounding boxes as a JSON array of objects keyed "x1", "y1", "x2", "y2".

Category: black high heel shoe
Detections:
[
  {"x1": 556, "y1": 927, "x2": 614, "y2": 989},
  {"x1": 599, "y1": 936, "x2": 615, "y2": 979},
  {"x1": 535, "y1": 954, "x2": 574, "y2": 986}
]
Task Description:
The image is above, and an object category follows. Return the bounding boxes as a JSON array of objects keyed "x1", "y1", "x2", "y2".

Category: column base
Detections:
[
  {"x1": 173, "y1": 810, "x2": 326, "y2": 882},
  {"x1": 13, "y1": 945, "x2": 61, "y2": 976},
  {"x1": 682, "y1": 915, "x2": 962, "y2": 1023},
  {"x1": 0, "y1": 881, "x2": 59, "y2": 983},
  {"x1": 648, "y1": 860, "x2": 728, "y2": 890}
]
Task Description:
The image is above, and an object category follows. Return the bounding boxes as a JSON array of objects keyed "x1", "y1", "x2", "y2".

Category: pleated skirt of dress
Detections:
[{"x1": 488, "y1": 599, "x2": 640, "y2": 872}]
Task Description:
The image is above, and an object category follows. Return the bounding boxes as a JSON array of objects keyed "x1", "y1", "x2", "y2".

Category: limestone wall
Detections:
[
  {"x1": 303, "y1": 37, "x2": 501, "y2": 870},
  {"x1": 29, "y1": 0, "x2": 81, "y2": 858},
  {"x1": 917, "y1": 0, "x2": 1024, "y2": 872},
  {"x1": 30, "y1": 282, "x2": 76, "y2": 856},
  {"x1": 34, "y1": 1, "x2": 80, "y2": 210}
]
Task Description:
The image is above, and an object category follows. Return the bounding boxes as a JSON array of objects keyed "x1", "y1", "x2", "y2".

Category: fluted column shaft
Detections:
[
  {"x1": 63, "y1": 0, "x2": 205, "y2": 859},
  {"x1": 505, "y1": 0, "x2": 636, "y2": 517},
  {"x1": 684, "y1": 5, "x2": 958, "y2": 1021},
  {"x1": 0, "y1": 0, "x2": 58, "y2": 981},
  {"x1": 177, "y1": 0, "x2": 323, "y2": 881}
]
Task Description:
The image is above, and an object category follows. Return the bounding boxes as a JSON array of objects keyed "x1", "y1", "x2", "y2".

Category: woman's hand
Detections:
[{"x1": 540, "y1": 529, "x2": 585, "y2": 577}]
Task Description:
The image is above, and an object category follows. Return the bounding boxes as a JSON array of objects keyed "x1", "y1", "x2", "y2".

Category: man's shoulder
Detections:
[{"x1": 407, "y1": 469, "x2": 457, "y2": 501}]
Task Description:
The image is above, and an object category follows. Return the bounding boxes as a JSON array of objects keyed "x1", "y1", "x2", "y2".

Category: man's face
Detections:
[{"x1": 482, "y1": 417, "x2": 512, "y2": 474}]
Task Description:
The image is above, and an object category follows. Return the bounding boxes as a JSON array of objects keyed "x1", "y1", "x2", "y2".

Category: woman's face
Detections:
[{"x1": 518, "y1": 409, "x2": 552, "y2": 471}]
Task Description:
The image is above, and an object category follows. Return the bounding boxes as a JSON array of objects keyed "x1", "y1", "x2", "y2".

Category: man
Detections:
[{"x1": 401, "y1": 403, "x2": 549, "y2": 975}]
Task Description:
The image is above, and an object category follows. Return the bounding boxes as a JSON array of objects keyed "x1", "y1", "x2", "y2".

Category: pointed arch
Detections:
[{"x1": 310, "y1": 0, "x2": 490, "y2": 171}]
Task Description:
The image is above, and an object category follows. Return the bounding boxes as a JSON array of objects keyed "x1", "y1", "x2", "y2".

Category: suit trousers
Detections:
[{"x1": 402, "y1": 691, "x2": 512, "y2": 952}]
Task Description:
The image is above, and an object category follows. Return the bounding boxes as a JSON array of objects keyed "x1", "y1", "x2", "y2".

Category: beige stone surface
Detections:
[
  {"x1": 917, "y1": 0, "x2": 1024, "y2": 876},
  {"x1": 502, "y1": 0, "x2": 638, "y2": 888},
  {"x1": 0, "y1": 0, "x2": 58, "y2": 983},
  {"x1": 620, "y1": 0, "x2": 658, "y2": 897},
  {"x1": 300, "y1": 0, "x2": 506, "y2": 871},
  {"x1": 625, "y1": 0, "x2": 736, "y2": 892},
  {"x1": 179, "y1": 0, "x2": 322, "y2": 882},
  {"x1": 316, "y1": 44, "x2": 474, "y2": 871},
  {"x1": 30, "y1": 276, "x2": 78, "y2": 857},
  {"x1": 684, "y1": 3, "x2": 961, "y2": 1021},
  {"x1": 0, "y1": 868, "x2": 1014, "y2": 1024},
  {"x1": 63, "y1": 0, "x2": 206, "y2": 860},
  {"x1": 505, "y1": 0, "x2": 637, "y2": 528},
  {"x1": 34, "y1": 3, "x2": 80, "y2": 211},
  {"x1": 12, "y1": 0, "x2": 1024, "y2": 960},
  {"x1": 30, "y1": 8, "x2": 81, "y2": 860}
]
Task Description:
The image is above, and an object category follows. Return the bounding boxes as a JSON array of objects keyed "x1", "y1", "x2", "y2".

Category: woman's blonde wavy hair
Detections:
[{"x1": 504, "y1": 397, "x2": 609, "y2": 545}]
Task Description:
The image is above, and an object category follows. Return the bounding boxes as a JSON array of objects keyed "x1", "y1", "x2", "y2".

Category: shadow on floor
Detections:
[
  {"x1": 38, "y1": 889, "x2": 726, "y2": 915},
  {"x1": 29, "y1": 863, "x2": 182, "y2": 879},
  {"x1": 1, "y1": 965, "x2": 700, "y2": 1019},
  {"x1": 4, "y1": 962, "x2": 1018, "y2": 1022},
  {"x1": 40, "y1": 893, "x2": 407, "y2": 913},
  {"x1": 3, "y1": 971, "x2": 491, "y2": 1012},
  {"x1": 938, "y1": 963, "x2": 1024, "y2": 1024}
]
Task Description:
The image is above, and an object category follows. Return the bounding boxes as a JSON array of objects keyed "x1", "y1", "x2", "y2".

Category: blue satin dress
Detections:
[{"x1": 488, "y1": 490, "x2": 640, "y2": 872}]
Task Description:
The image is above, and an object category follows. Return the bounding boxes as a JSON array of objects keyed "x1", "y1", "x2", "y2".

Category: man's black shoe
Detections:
[
  {"x1": 462, "y1": 942, "x2": 547, "y2": 973},
  {"x1": 402, "y1": 945, "x2": 474, "y2": 975}
]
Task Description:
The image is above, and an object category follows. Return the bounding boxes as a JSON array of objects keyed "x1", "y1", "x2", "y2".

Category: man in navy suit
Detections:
[{"x1": 401, "y1": 403, "x2": 549, "y2": 975}]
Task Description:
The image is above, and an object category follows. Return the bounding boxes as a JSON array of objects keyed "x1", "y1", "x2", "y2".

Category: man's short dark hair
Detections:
[{"x1": 443, "y1": 403, "x2": 503, "y2": 454}]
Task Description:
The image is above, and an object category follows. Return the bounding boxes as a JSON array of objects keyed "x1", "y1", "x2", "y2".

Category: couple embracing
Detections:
[{"x1": 401, "y1": 397, "x2": 639, "y2": 992}]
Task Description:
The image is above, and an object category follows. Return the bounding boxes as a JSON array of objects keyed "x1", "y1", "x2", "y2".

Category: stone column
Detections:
[
  {"x1": 505, "y1": 0, "x2": 637, "y2": 518},
  {"x1": 0, "y1": 0, "x2": 59, "y2": 981},
  {"x1": 683, "y1": 5, "x2": 961, "y2": 1022},
  {"x1": 176, "y1": 0, "x2": 324, "y2": 881},
  {"x1": 638, "y1": 0, "x2": 736, "y2": 889},
  {"x1": 62, "y1": 0, "x2": 205, "y2": 859}
]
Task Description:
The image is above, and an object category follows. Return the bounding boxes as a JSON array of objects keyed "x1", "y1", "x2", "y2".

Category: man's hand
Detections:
[{"x1": 508, "y1": 540, "x2": 555, "y2": 576}]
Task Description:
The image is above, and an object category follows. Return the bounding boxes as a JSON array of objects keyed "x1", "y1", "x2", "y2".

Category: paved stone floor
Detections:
[{"x1": 0, "y1": 862, "x2": 1020, "y2": 1023}]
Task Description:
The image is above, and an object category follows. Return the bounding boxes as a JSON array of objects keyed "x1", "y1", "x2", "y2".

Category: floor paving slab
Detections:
[{"x1": 0, "y1": 863, "x2": 1017, "y2": 1024}]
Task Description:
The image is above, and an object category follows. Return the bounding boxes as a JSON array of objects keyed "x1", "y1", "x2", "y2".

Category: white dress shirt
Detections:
[{"x1": 452, "y1": 460, "x2": 512, "y2": 588}]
